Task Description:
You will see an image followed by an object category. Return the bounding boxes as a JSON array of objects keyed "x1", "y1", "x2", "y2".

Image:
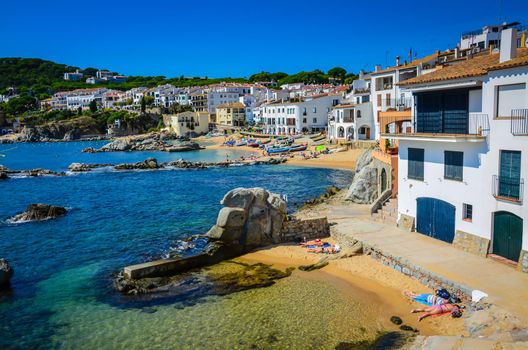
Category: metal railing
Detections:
[
  {"x1": 511, "y1": 109, "x2": 528, "y2": 136},
  {"x1": 492, "y1": 175, "x2": 524, "y2": 203},
  {"x1": 382, "y1": 113, "x2": 489, "y2": 136},
  {"x1": 378, "y1": 98, "x2": 413, "y2": 112}
]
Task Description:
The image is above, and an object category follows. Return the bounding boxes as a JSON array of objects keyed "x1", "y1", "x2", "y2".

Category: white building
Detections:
[
  {"x1": 370, "y1": 53, "x2": 440, "y2": 140},
  {"x1": 61, "y1": 88, "x2": 108, "y2": 110},
  {"x1": 64, "y1": 70, "x2": 83, "y2": 81},
  {"x1": 458, "y1": 22, "x2": 527, "y2": 52},
  {"x1": 385, "y1": 29, "x2": 528, "y2": 270},
  {"x1": 327, "y1": 102, "x2": 375, "y2": 142},
  {"x1": 239, "y1": 95, "x2": 256, "y2": 124},
  {"x1": 261, "y1": 94, "x2": 341, "y2": 135}
]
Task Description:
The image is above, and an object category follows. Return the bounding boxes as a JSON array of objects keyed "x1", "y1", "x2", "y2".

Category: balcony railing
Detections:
[
  {"x1": 492, "y1": 175, "x2": 524, "y2": 203},
  {"x1": 378, "y1": 98, "x2": 413, "y2": 112},
  {"x1": 511, "y1": 109, "x2": 528, "y2": 136},
  {"x1": 381, "y1": 113, "x2": 489, "y2": 139}
]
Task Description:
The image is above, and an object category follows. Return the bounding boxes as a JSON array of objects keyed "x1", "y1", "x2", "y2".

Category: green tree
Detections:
[
  {"x1": 328, "y1": 67, "x2": 347, "y2": 81},
  {"x1": 77, "y1": 106, "x2": 82, "y2": 116},
  {"x1": 143, "y1": 95, "x2": 155, "y2": 106},
  {"x1": 89, "y1": 99, "x2": 97, "y2": 113}
]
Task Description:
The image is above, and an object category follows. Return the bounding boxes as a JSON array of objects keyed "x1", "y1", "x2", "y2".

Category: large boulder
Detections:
[
  {"x1": 0, "y1": 172, "x2": 8, "y2": 180},
  {"x1": 0, "y1": 259, "x2": 13, "y2": 288},
  {"x1": 100, "y1": 138, "x2": 132, "y2": 152},
  {"x1": 345, "y1": 166, "x2": 378, "y2": 204},
  {"x1": 9, "y1": 204, "x2": 67, "y2": 223},
  {"x1": 345, "y1": 150, "x2": 379, "y2": 204},
  {"x1": 207, "y1": 188, "x2": 288, "y2": 248}
]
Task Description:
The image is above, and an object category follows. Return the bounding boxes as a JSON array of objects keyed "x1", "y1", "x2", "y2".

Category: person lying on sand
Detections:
[
  {"x1": 307, "y1": 244, "x2": 341, "y2": 254},
  {"x1": 411, "y1": 304, "x2": 463, "y2": 321},
  {"x1": 404, "y1": 291, "x2": 449, "y2": 306}
]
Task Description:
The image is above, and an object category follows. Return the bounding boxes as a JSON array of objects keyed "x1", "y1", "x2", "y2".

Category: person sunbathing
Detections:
[
  {"x1": 404, "y1": 291, "x2": 448, "y2": 306},
  {"x1": 411, "y1": 304, "x2": 463, "y2": 321},
  {"x1": 307, "y1": 244, "x2": 341, "y2": 254}
]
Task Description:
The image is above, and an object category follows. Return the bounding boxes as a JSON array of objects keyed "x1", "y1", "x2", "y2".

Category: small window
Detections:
[
  {"x1": 313, "y1": 107, "x2": 317, "y2": 113},
  {"x1": 408, "y1": 148, "x2": 424, "y2": 181},
  {"x1": 302, "y1": 118, "x2": 307, "y2": 123},
  {"x1": 463, "y1": 204, "x2": 473, "y2": 221},
  {"x1": 313, "y1": 118, "x2": 317, "y2": 123},
  {"x1": 444, "y1": 151, "x2": 463, "y2": 181}
]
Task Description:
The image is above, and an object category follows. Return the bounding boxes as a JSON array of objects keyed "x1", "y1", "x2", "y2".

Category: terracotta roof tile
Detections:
[
  {"x1": 371, "y1": 52, "x2": 440, "y2": 75},
  {"x1": 399, "y1": 48, "x2": 528, "y2": 86},
  {"x1": 216, "y1": 102, "x2": 245, "y2": 109}
]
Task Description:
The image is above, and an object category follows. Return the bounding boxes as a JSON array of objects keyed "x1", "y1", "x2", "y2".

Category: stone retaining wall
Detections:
[
  {"x1": 519, "y1": 250, "x2": 528, "y2": 273},
  {"x1": 362, "y1": 244, "x2": 473, "y2": 300},
  {"x1": 453, "y1": 230, "x2": 490, "y2": 257},
  {"x1": 279, "y1": 217, "x2": 329, "y2": 243}
]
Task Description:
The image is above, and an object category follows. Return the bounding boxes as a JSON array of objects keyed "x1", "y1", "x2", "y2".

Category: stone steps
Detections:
[{"x1": 372, "y1": 198, "x2": 398, "y2": 225}]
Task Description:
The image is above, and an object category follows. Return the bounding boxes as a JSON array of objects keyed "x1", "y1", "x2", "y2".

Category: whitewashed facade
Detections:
[{"x1": 387, "y1": 29, "x2": 528, "y2": 268}]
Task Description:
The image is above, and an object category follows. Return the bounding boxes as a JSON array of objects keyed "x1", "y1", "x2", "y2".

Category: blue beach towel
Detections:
[{"x1": 413, "y1": 294, "x2": 433, "y2": 307}]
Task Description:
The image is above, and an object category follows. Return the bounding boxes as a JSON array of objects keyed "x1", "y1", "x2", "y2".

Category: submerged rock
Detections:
[
  {"x1": 390, "y1": 316, "x2": 403, "y2": 325},
  {"x1": 114, "y1": 260, "x2": 293, "y2": 300},
  {"x1": 0, "y1": 259, "x2": 14, "y2": 288},
  {"x1": 9, "y1": 204, "x2": 67, "y2": 223}
]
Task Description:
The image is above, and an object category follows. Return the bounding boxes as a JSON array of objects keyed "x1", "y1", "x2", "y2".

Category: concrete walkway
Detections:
[{"x1": 327, "y1": 202, "x2": 528, "y2": 324}]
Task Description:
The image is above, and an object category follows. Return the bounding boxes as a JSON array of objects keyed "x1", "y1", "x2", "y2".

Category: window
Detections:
[
  {"x1": 313, "y1": 107, "x2": 317, "y2": 113},
  {"x1": 463, "y1": 204, "x2": 473, "y2": 221},
  {"x1": 313, "y1": 118, "x2": 317, "y2": 123},
  {"x1": 496, "y1": 83, "x2": 527, "y2": 118},
  {"x1": 408, "y1": 148, "x2": 424, "y2": 181},
  {"x1": 377, "y1": 94, "x2": 382, "y2": 107},
  {"x1": 302, "y1": 118, "x2": 307, "y2": 123},
  {"x1": 357, "y1": 110, "x2": 362, "y2": 118},
  {"x1": 498, "y1": 150, "x2": 522, "y2": 199},
  {"x1": 444, "y1": 151, "x2": 464, "y2": 181}
]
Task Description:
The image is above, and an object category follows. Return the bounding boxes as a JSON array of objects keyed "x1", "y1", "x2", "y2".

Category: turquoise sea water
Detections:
[{"x1": 0, "y1": 142, "x2": 361, "y2": 349}]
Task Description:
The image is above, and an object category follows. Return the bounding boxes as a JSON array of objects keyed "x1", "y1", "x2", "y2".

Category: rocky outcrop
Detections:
[
  {"x1": 88, "y1": 132, "x2": 198, "y2": 153},
  {"x1": 345, "y1": 150, "x2": 378, "y2": 204},
  {"x1": 115, "y1": 158, "x2": 159, "y2": 170},
  {"x1": 16, "y1": 117, "x2": 105, "y2": 142},
  {"x1": 0, "y1": 259, "x2": 13, "y2": 288},
  {"x1": 0, "y1": 172, "x2": 8, "y2": 180},
  {"x1": 206, "y1": 188, "x2": 288, "y2": 248},
  {"x1": 8, "y1": 204, "x2": 67, "y2": 223},
  {"x1": 68, "y1": 162, "x2": 113, "y2": 172}
]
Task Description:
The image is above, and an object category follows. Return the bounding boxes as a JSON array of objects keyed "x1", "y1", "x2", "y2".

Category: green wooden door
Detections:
[{"x1": 493, "y1": 211, "x2": 523, "y2": 262}]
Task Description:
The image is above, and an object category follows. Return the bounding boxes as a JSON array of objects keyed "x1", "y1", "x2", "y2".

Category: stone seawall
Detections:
[{"x1": 279, "y1": 217, "x2": 330, "y2": 243}]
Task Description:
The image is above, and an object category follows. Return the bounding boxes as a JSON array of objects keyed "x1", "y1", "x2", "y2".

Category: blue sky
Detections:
[{"x1": 1, "y1": 0, "x2": 525, "y2": 78}]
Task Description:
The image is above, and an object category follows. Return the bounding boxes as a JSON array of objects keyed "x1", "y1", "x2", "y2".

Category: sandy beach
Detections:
[
  {"x1": 237, "y1": 243, "x2": 467, "y2": 337},
  {"x1": 197, "y1": 134, "x2": 363, "y2": 171}
]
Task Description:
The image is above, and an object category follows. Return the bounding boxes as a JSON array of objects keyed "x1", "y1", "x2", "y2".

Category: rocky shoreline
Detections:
[{"x1": 0, "y1": 156, "x2": 287, "y2": 180}]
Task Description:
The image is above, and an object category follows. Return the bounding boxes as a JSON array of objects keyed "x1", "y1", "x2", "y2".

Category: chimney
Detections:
[
  {"x1": 375, "y1": 64, "x2": 382, "y2": 72},
  {"x1": 359, "y1": 70, "x2": 365, "y2": 79},
  {"x1": 500, "y1": 28, "x2": 517, "y2": 63},
  {"x1": 396, "y1": 56, "x2": 401, "y2": 66}
]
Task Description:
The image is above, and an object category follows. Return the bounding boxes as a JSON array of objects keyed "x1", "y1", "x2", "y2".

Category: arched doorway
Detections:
[
  {"x1": 380, "y1": 168, "x2": 387, "y2": 192},
  {"x1": 416, "y1": 198, "x2": 456, "y2": 243},
  {"x1": 347, "y1": 127, "x2": 354, "y2": 140},
  {"x1": 493, "y1": 211, "x2": 523, "y2": 262},
  {"x1": 338, "y1": 126, "x2": 344, "y2": 138},
  {"x1": 358, "y1": 126, "x2": 371, "y2": 140}
]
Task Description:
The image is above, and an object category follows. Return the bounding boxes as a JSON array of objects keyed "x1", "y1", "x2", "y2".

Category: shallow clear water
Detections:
[{"x1": 0, "y1": 142, "x2": 361, "y2": 349}]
